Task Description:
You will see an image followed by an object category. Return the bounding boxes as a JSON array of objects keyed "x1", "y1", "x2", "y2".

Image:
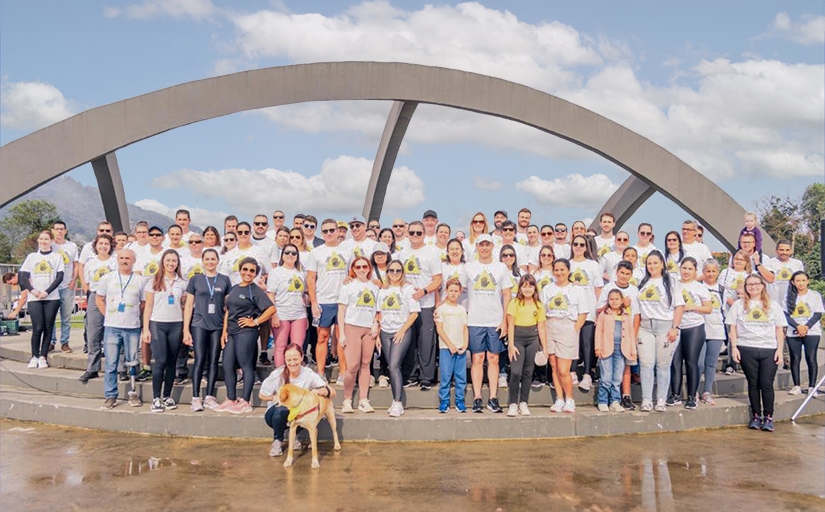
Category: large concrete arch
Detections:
[{"x1": 0, "y1": 61, "x2": 761, "y2": 250}]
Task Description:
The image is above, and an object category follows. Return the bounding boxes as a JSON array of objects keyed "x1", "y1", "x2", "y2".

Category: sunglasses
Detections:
[
  {"x1": 223, "y1": 238, "x2": 236, "y2": 242},
  {"x1": 555, "y1": 228, "x2": 567, "y2": 232},
  {"x1": 254, "y1": 221, "x2": 268, "y2": 226},
  {"x1": 354, "y1": 265, "x2": 369, "y2": 270},
  {"x1": 282, "y1": 250, "x2": 298, "y2": 256},
  {"x1": 290, "y1": 235, "x2": 303, "y2": 239},
  {"x1": 98, "y1": 229, "x2": 113, "y2": 233},
  {"x1": 502, "y1": 227, "x2": 515, "y2": 232},
  {"x1": 351, "y1": 223, "x2": 364, "y2": 228},
  {"x1": 149, "y1": 233, "x2": 163, "y2": 237},
  {"x1": 572, "y1": 242, "x2": 586, "y2": 247},
  {"x1": 472, "y1": 220, "x2": 485, "y2": 225},
  {"x1": 409, "y1": 231, "x2": 423, "y2": 236},
  {"x1": 321, "y1": 228, "x2": 337, "y2": 234},
  {"x1": 541, "y1": 232, "x2": 553, "y2": 236},
  {"x1": 639, "y1": 231, "x2": 652, "y2": 236},
  {"x1": 237, "y1": 230, "x2": 250, "y2": 235},
  {"x1": 273, "y1": 215, "x2": 284, "y2": 219},
  {"x1": 387, "y1": 268, "x2": 403, "y2": 274},
  {"x1": 392, "y1": 224, "x2": 405, "y2": 228},
  {"x1": 188, "y1": 240, "x2": 203, "y2": 245},
  {"x1": 304, "y1": 224, "x2": 316, "y2": 230},
  {"x1": 501, "y1": 253, "x2": 515, "y2": 258},
  {"x1": 240, "y1": 267, "x2": 257, "y2": 273},
  {"x1": 682, "y1": 227, "x2": 695, "y2": 232},
  {"x1": 616, "y1": 238, "x2": 629, "y2": 242},
  {"x1": 667, "y1": 238, "x2": 678, "y2": 242}
]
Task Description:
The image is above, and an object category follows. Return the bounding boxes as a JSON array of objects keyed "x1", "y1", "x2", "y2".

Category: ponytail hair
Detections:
[{"x1": 786, "y1": 270, "x2": 809, "y2": 313}]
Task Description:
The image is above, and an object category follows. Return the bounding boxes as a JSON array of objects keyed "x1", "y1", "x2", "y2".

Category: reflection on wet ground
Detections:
[{"x1": 2, "y1": 417, "x2": 824, "y2": 511}]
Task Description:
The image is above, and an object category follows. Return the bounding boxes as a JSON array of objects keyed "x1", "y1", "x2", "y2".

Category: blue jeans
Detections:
[
  {"x1": 598, "y1": 337, "x2": 625, "y2": 405},
  {"x1": 51, "y1": 287, "x2": 74, "y2": 346},
  {"x1": 439, "y1": 349, "x2": 467, "y2": 406},
  {"x1": 103, "y1": 327, "x2": 140, "y2": 398}
]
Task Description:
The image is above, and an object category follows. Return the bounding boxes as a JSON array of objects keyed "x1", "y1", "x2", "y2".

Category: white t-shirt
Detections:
[
  {"x1": 306, "y1": 244, "x2": 352, "y2": 305},
  {"x1": 266, "y1": 266, "x2": 307, "y2": 321},
  {"x1": 145, "y1": 277, "x2": 187, "y2": 323},
  {"x1": 532, "y1": 268, "x2": 554, "y2": 295},
  {"x1": 84, "y1": 256, "x2": 117, "y2": 294},
  {"x1": 665, "y1": 252, "x2": 682, "y2": 281},
  {"x1": 628, "y1": 267, "x2": 645, "y2": 288},
  {"x1": 719, "y1": 268, "x2": 749, "y2": 312},
  {"x1": 462, "y1": 261, "x2": 511, "y2": 327},
  {"x1": 395, "y1": 238, "x2": 411, "y2": 252},
  {"x1": 78, "y1": 241, "x2": 95, "y2": 265},
  {"x1": 397, "y1": 245, "x2": 442, "y2": 309},
  {"x1": 767, "y1": 257, "x2": 804, "y2": 303},
  {"x1": 97, "y1": 272, "x2": 147, "y2": 328},
  {"x1": 540, "y1": 282, "x2": 587, "y2": 322},
  {"x1": 569, "y1": 259, "x2": 601, "y2": 321},
  {"x1": 503, "y1": 270, "x2": 521, "y2": 300},
  {"x1": 596, "y1": 282, "x2": 640, "y2": 317},
  {"x1": 440, "y1": 262, "x2": 467, "y2": 308},
  {"x1": 522, "y1": 244, "x2": 541, "y2": 268},
  {"x1": 704, "y1": 282, "x2": 725, "y2": 340},
  {"x1": 678, "y1": 280, "x2": 711, "y2": 329},
  {"x1": 180, "y1": 254, "x2": 206, "y2": 283},
  {"x1": 637, "y1": 277, "x2": 685, "y2": 321},
  {"x1": 493, "y1": 241, "x2": 528, "y2": 269},
  {"x1": 682, "y1": 242, "x2": 712, "y2": 273},
  {"x1": 633, "y1": 244, "x2": 658, "y2": 267},
  {"x1": 553, "y1": 243, "x2": 571, "y2": 260},
  {"x1": 338, "y1": 280, "x2": 379, "y2": 328},
  {"x1": 599, "y1": 251, "x2": 624, "y2": 284},
  {"x1": 135, "y1": 247, "x2": 165, "y2": 278},
  {"x1": 222, "y1": 245, "x2": 270, "y2": 285},
  {"x1": 726, "y1": 299, "x2": 787, "y2": 349},
  {"x1": 436, "y1": 302, "x2": 468, "y2": 350},
  {"x1": 251, "y1": 236, "x2": 275, "y2": 261},
  {"x1": 377, "y1": 284, "x2": 421, "y2": 332},
  {"x1": 341, "y1": 238, "x2": 377, "y2": 260},
  {"x1": 259, "y1": 366, "x2": 326, "y2": 410},
  {"x1": 20, "y1": 251, "x2": 65, "y2": 302},
  {"x1": 51, "y1": 240, "x2": 78, "y2": 289},
  {"x1": 786, "y1": 290, "x2": 824, "y2": 337},
  {"x1": 595, "y1": 235, "x2": 615, "y2": 259}
]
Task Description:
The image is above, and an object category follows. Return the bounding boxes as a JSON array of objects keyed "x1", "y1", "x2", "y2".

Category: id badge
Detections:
[
  {"x1": 208, "y1": 303, "x2": 216, "y2": 315},
  {"x1": 168, "y1": 294, "x2": 175, "y2": 305},
  {"x1": 117, "y1": 302, "x2": 126, "y2": 313}
]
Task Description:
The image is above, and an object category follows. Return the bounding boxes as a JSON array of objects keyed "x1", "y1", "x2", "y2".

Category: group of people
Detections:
[{"x1": 7, "y1": 206, "x2": 821, "y2": 449}]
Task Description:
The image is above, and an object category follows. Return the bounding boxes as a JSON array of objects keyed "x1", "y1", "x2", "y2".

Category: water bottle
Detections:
[{"x1": 312, "y1": 315, "x2": 320, "y2": 327}]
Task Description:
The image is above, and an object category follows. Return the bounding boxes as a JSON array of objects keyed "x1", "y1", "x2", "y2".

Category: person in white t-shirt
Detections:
[
  {"x1": 50, "y1": 220, "x2": 79, "y2": 352},
  {"x1": 266, "y1": 244, "x2": 308, "y2": 367},
  {"x1": 422, "y1": 210, "x2": 439, "y2": 246},
  {"x1": 595, "y1": 212, "x2": 616, "y2": 259},
  {"x1": 463, "y1": 212, "x2": 490, "y2": 262},
  {"x1": 78, "y1": 234, "x2": 117, "y2": 384},
  {"x1": 436, "y1": 278, "x2": 469, "y2": 413},
  {"x1": 767, "y1": 240, "x2": 805, "y2": 303},
  {"x1": 495, "y1": 221, "x2": 529, "y2": 273},
  {"x1": 79, "y1": 222, "x2": 114, "y2": 291},
  {"x1": 569, "y1": 234, "x2": 602, "y2": 391},
  {"x1": 784, "y1": 271, "x2": 823, "y2": 396},
  {"x1": 391, "y1": 219, "x2": 410, "y2": 252},
  {"x1": 697, "y1": 259, "x2": 726, "y2": 405},
  {"x1": 523, "y1": 225, "x2": 541, "y2": 273},
  {"x1": 251, "y1": 214, "x2": 276, "y2": 258},
  {"x1": 633, "y1": 223, "x2": 657, "y2": 268},
  {"x1": 341, "y1": 216, "x2": 377, "y2": 259},
  {"x1": 433, "y1": 223, "x2": 451, "y2": 263},
  {"x1": 174, "y1": 209, "x2": 195, "y2": 242},
  {"x1": 165, "y1": 224, "x2": 189, "y2": 257},
  {"x1": 135, "y1": 225, "x2": 166, "y2": 278},
  {"x1": 727, "y1": 274, "x2": 787, "y2": 432},
  {"x1": 515, "y1": 208, "x2": 531, "y2": 244},
  {"x1": 680, "y1": 220, "x2": 712, "y2": 279},
  {"x1": 553, "y1": 223, "x2": 571, "y2": 260},
  {"x1": 600, "y1": 231, "x2": 630, "y2": 284}
]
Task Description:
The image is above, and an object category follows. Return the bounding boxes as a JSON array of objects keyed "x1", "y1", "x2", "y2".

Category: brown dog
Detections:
[{"x1": 278, "y1": 383, "x2": 341, "y2": 469}]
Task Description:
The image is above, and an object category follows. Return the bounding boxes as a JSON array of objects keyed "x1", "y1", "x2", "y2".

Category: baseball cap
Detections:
[
  {"x1": 148, "y1": 226, "x2": 164, "y2": 234},
  {"x1": 494, "y1": 210, "x2": 508, "y2": 218},
  {"x1": 423, "y1": 210, "x2": 438, "y2": 219},
  {"x1": 348, "y1": 215, "x2": 366, "y2": 226},
  {"x1": 475, "y1": 234, "x2": 494, "y2": 245},
  {"x1": 337, "y1": 221, "x2": 348, "y2": 229},
  {"x1": 374, "y1": 242, "x2": 390, "y2": 253}
]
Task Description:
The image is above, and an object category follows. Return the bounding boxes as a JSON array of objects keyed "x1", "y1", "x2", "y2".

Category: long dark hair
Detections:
[
  {"x1": 499, "y1": 244, "x2": 521, "y2": 278},
  {"x1": 571, "y1": 235, "x2": 596, "y2": 261},
  {"x1": 277, "y1": 243, "x2": 302, "y2": 271},
  {"x1": 378, "y1": 228, "x2": 397, "y2": 254},
  {"x1": 786, "y1": 270, "x2": 809, "y2": 314},
  {"x1": 639, "y1": 250, "x2": 674, "y2": 307},
  {"x1": 605, "y1": 289, "x2": 628, "y2": 316},
  {"x1": 151, "y1": 249, "x2": 183, "y2": 292},
  {"x1": 446, "y1": 238, "x2": 465, "y2": 264},
  {"x1": 664, "y1": 231, "x2": 685, "y2": 263},
  {"x1": 515, "y1": 274, "x2": 541, "y2": 313}
]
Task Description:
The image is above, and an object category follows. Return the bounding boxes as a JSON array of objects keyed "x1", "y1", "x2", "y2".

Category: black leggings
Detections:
[
  {"x1": 223, "y1": 329, "x2": 258, "y2": 401},
  {"x1": 578, "y1": 321, "x2": 596, "y2": 376},
  {"x1": 739, "y1": 346, "x2": 778, "y2": 417},
  {"x1": 671, "y1": 324, "x2": 706, "y2": 398},
  {"x1": 787, "y1": 335, "x2": 821, "y2": 388},
  {"x1": 150, "y1": 321, "x2": 183, "y2": 399},
  {"x1": 381, "y1": 329, "x2": 413, "y2": 401},
  {"x1": 192, "y1": 327, "x2": 222, "y2": 398},
  {"x1": 29, "y1": 300, "x2": 60, "y2": 358},
  {"x1": 508, "y1": 326, "x2": 539, "y2": 405}
]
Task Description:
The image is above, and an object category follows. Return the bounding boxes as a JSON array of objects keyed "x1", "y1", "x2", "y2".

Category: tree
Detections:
[{"x1": 0, "y1": 199, "x2": 60, "y2": 263}]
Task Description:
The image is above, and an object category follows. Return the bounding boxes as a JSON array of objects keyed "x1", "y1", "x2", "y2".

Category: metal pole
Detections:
[
  {"x1": 820, "y1": 219, "x2": 824, "y2": 279},
  {"x1": 791, "y1": 372, "x2": 825, "y2": 422}
]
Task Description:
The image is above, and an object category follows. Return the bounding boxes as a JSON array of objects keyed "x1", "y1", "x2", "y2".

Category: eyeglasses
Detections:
[
  {"x1": 472, "y1": 220, "x2": 485, "y2": 225},
  {"x1": 254, "y1": 221, "x2": 268, "y2": 226},
  {"x1": 409, "y1": 231, "x2": 423, "y2": 236},
  {"x1": 502, "y1": 227, "x2": 515, "y2": 232},
  {"x1": 188, "y1": 240, "x2": 203, "y2": 245},
  {"x1": 240, "y1": 267, "x2": 257, "y2": 273},
  {"x1": 572, "y1": 242, "x2": 586, "y2": 247},
  {"x1": 303, "y1": 223, "x2": 316, "y2": 230},
  {"x1": 392, "y1": 224, "x2": 405, "y2": 228},
  {"x1": 501, "y1": 253, "x2": 515, "y2": 258},
  {"x1": 387, "y1": 269, "x2": 403, "y2": 274},
  {"x1": 282, "y1": 250, "x2": 298, "y2": 256},
  {"x1": 321, "y1": 228, "x2": 337, "y2": 235},
  {"x1": 682, "y1": 227, "x2": 695, "y2": 232},
  {"x1": 639, "y1": 231, "x2": 652, "y2": 236},
  {"x1": 223, "y1": 238, "x2": 236, "y2": 242},
  {"x1": 149, "y1": 233, "x2": 163, "y2": 237},
  {"x1": 237, "y1": 230, "x2": 250, "y2": 235},
  {"x1": 136, "y1": 230, "x2": 148, "y2": 235},
  {"x1": 354, "y1": 265, "x2": 369, "y2": 270},
  {"x1": 273, "y1": 215, "x2": 284, "y2": 220}
]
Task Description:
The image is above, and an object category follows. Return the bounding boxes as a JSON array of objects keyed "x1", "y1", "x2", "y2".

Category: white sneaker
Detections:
[
  {"x1": 37, "y1": 357, "x2": 49, "y2": 369},
  {"x1": 293, "y1": 438, "x2": 303, "y2": 451},
  {"x1": 358, "y1": 398, "x2": 374, "y2": 413},
  {"x1": 808, "y1": 387, "x2": 819, "y2": 397},
  {"x1": 341, "y1": 398, "x2": 354, "y2": 413},
  {"x1": 269, "y1": 440, "x2": 283, "y2": 457},
  {"x1": 640, "y1": 400, "x2": 653, "y2": 412},
  {"x1": 579, "y1": 374, "x2": 592, "y2": 391},
  {"x1": 507, "y1": 403, "x2": 518, "y2": 417},
  {"x1": 518, "y1": 402, "x2": 531, "y2": 416},
  {"x1": 498, "y1": 375, "x2": 508, "y2": 389},
  {"x1": 550, "y1": 398, "x2": 565, "y2": 413},
  {"x1": 654, "y1": 399, "x2": 667, "y2": 412},
  {"x1": 28, "y1": 357, "x2": 38, "y2": 368},
  {"x1": 369, "y1": 375, "x2": 376, "y2": 388},
  {"x1": 789, "y1": 385, "x2": 802, "y2": 395},
  {"x1": 389, "y1": 401, "x2": 404, "y2": 417},
  {"x1": 571, "y1": 373, "x2": 579, "y2": 386},
  {"x1": 562, "y1": 398, "x2": 576, "y2": 413},
  {"x1": 598, "y1": 403, "x2": 610, "y2": 412},
  {"x1": 609, "y1": 402, "x2": 625, "y2": 413},
  {"x1": 378, "y1": 375, "x2": 389, "y2": 388},
  {"x1": 336, "y1": 375, "x2": 345, "y2": 387}
]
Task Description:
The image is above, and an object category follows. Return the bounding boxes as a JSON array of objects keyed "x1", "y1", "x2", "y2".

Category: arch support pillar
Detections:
[
  {"x1": 589, "y1": 175, "x2": 655, "y2": 234},
  {"x1": 363, "y1": 101, "x2": 418, "y2": 222},
  {"x1": 91, "y1": 152, "x2": 130, "y2": 233}
]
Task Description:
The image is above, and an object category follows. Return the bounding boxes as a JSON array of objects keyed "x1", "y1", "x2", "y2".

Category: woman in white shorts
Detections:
[{"x1": 539, "y1": 258, "x2": 587, "y2": 413}]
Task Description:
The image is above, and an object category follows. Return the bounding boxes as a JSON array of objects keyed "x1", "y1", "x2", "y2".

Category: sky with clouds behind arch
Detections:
[{"x1": 1, "y1": 0, "x2": 822, "y2": 250}]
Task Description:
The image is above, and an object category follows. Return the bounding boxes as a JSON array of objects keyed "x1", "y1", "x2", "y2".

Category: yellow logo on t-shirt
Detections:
[
  {"x1": 745, "y1": 307, "x2": 769, "y2": 323},
  {"x1": 711, "y1": 294, "x2": 721, "y2": 309},
  {"x1": 382, "y1": 292, "x2": 401, "y2": 310},
  {"x1": 326, "y1": 252, "x2": 345, "y2": 271},
  {"x1": 732, "y1": 277, "x2": 744, "y2": 291},
  {"x1": 640, "y1": 286, "x2": 661, "y2": 302},
  {"x1": 547, "y1": 293, "x2": 569, "y2": 310},
  {"x1": 287, "y1": 276, "x2": 304, "y2": 292},
  {"x1": 36, "y1": 260, "x2": 53, "y2": 274},
  {"x1": 598, "y1": 245, "x2": 611, "y2": 258},
  {"x1": 777, "y1": 267, "x2": 793, "y2": 281},
  {"x1": 473, "y1": 270, "x2": 497, "y2": 291},
  {"x1": 404, "y1": 256, "x2": 421, "y2": 275},
  {"x1": 93, "y1": 266, "x2": 110, "y2": 282},
  {"x1": 682, "y1": 289, "x2": 696, "y2": 307},
  {"x1": 144, "y1": 260, "x2": 159, "y2": 276},
  {"x1": 59, "y1": 249, "x2": 70, "y2": 265},
  {"x1": 537, "y1": 276, "x2": 551, "y2": 292},
  {"x1": 356, "y1": 289, "x2": 375, "y2": 307},
  {"x1": 666, "y1": 260, "x2": 678, "y2": 274},
  {"x1": 792, "y1": 302, "x2": 811, "y2": 319},
  {"x1": 187, "y1": 264, "x2": 203, "y2": 279},
  {"x1": 571, "y1": 268, "x2": 589, "y2": 286},
  {"x1": 629, "y1": 277, "x2": 639, "y2": 287},
  {"x1": 353, "y1": 246, "x2": 363, "y2": 259}
]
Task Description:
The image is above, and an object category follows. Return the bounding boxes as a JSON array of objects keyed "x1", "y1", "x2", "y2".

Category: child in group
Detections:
[
  {"x1": 435, "y1": 278, "x2": 469, "y2": 413},
  {"x1": 738, "y1": 212, "x2": 763, "y2": 254},
  {"x1": 594, "y1": 289, "x2": 637, "y2": 412}
]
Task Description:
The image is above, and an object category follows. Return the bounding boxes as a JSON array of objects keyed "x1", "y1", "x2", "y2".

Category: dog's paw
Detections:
[
  {"x1": 283, "y1": 458, "x2": 293, "y2": 468},
  {"x1": 311, "y1": 459, "x2": 320, "y2": 469},
  {"x1": 333, "y1": 443, "x2": 342, "y2": 451}
]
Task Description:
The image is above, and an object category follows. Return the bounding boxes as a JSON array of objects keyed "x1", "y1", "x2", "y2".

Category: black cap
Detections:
[
  {"x1": 148, "y1": 225, "x2": 164, "y2": 234},
  {"x1": 494, "y1": 210, "x2": 508, "y2": 218},
  {"x1": 423, "y1": 209, "x2": 438, "y2": 219}
]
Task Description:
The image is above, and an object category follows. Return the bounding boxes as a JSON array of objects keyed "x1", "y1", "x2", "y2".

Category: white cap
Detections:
[{"x1": 475, "y1": 234, "x2": 494, "y2": 245}]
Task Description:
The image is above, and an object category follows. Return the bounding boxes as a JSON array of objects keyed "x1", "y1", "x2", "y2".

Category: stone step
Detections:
[{"x1": 1, "y1": 384, "x2": 821, "y2": 442}]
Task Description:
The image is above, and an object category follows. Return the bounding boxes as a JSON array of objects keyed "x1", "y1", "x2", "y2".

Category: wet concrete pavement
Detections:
[{"x1": 2, "y1": 417, "x2": 824, "y2": 511}]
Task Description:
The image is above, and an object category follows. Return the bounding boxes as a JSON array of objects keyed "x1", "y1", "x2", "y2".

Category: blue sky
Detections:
[{"x1": 1, "y1": 0, "x2": 823, "y2": 250}]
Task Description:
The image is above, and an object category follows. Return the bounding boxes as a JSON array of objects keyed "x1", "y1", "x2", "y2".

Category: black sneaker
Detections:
[
  {"x1": 748, "y1": 414, "x2": 763, "y2": 430},
  {"x1": 118, "y1": 371, "x2": 129, "y2": 382},
  {"x1": 137, "y1": 368, "x2": 152, "y2": 381},
  {"x1": 174, "y1": 376, "x2": 190, "y2": 386},
  {"x1": 620, "y1": 395, "x2": 635, "y2": 411},
  {"x1": 761, "y1": 415, "x2": 774, "y2": 432},
  {"x1": 419, "y1": 382, "x2": 432, "y2": 391},
  {"x1": 685, "y1": 396, "x2": 698, "y2": 410},
  {"x1": 78, "y1": 371, "x2": 98, "y2": 384},
  {"x1": 403, "y1": 379, "x2": 419, "y2": 388},
  {"x1": 259, "y1": 353, "x2": 271, "y2": 366},
  {"x1": 665, "y1": 394, "x2": 681, "y2": 407},
  {"x1": 487, "y1": 397, "x2": 503, "y2": 413},
  {"x1": 472, "y1": 398, "x2": 484, "y2": 413}
]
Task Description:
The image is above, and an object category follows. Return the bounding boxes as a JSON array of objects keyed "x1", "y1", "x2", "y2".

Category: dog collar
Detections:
[{"x1": 288, "y1": 404, "x2": 319, "y2": 423}]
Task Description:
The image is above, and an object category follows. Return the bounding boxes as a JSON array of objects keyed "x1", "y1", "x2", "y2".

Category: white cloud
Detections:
[
  {"x1": 515, "y1": 174, "x2": 619, "y2": 209},
  {"x1": 0, "y1": 79, "x2": 78, "y2": 131},
  {"x1": 766, "y1": 12, "x2": 825, "y2": 45},
  {"x1": 148, "y1": 155, "x2": 425, "y2": 217},
  {"x1": 104, "y1": 0, "x2": 217, "y2": 21},
  {"x1": 474, "y1": 177, "x2": 503, "y2": 191},
  {"x1": 134, "y1": 199, "x2": 229, "y2": 228}
]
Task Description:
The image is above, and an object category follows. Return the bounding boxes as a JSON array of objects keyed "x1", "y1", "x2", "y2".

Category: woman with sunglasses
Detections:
[
  {"x1": 463, "y1": 212, "x2": 489, "y2": 261},
  {"x1": 636, "y1": 250, "x2": 685, "y2": 412},
  {"x1": 505, "y1": 274, "x2": 548, "y2": 416},
  {"x1": 220, "y1": 232, "x2": 237, "y2": 256},
  {"x1": 378, "y1": 228, "x2": 398, "y2": 255},
  {"x1": 664, "y1": 231, "x2": 684, "y2": 281},
  {"x1": 376, "y1": 259, "x2": 421, "y2": 417},
  {"x1": 224, "y1": 222, "x2": 269, "y2": 286},
  {"x1": 289, "y1": 227, "x2": 312, "y2": 261},
  {"x1": 571, "y1": 221, "x2": 587, "y2": 238},
  {"x1": 569, "y1": 234, "x2": 601, "y2": 391},
  {"x1": 217, "y1": 257, "x2": 276, "y2": 414},
  {"x1": 266, "y1": 244, "x2": 307, "y2": 367},
  {"x1": 183, "y1": 248, "x2": 230, "y2": 412},
  {"x1": 533, "y1": 245, "x2": 555, "y2": 293},
  {"x1": 600, "y1": 231, "x2": 631, "y2": 283},
  {"x1": 337, "y1": 257, "x2": 380, "y2": 413},
  {"x1": 727, "y1": 274, "x2": 787, "y2": 431},
  {"x1": 370, "y1": 242, "x2": 392, "y2": 288},
  {"x1": 633, "y1": 223, "x2": 657, "y2": 267},
  {"x1": 203, "y1": 226, "x2": 221, "y2": 249}
]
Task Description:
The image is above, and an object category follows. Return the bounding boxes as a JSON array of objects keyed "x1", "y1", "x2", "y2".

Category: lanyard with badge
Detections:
[
  {"x1": 117, "y1": 272, "x2": 134, "y2": 312},
  {"x1": 205, "y1": 274, "x2": 218, "y2": 314},
  {"x1": 167, "y1": 277, "x2": 177, "y2": 306}
]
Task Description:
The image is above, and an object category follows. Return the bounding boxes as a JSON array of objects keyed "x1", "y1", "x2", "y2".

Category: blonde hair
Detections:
[
  {"x1": 744, "y1": 212, "x2": 758, "y2": 221},
  {"x1": 743, "y1": 274, "x2": 771, "y2": 312}
]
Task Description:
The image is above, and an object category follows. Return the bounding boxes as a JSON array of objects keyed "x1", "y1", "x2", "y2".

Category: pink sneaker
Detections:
[
  {"x1": 228, "y1": 399, "x2": 253, "y2": 415},
  {"x1": 203, "y1": 396, "x2": 220, "y2": 410},
  {"x1": 215, "y1": 399, "x2": 236, "y2": 412}
]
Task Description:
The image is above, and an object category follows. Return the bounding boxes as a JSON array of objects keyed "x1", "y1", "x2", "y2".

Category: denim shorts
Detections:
[
  {"x1": 318, "y1": 303, "x2": 338, "y2": 328},
  {"x1": 468, "y1": 326, "x2": 505, "y2": 354}
]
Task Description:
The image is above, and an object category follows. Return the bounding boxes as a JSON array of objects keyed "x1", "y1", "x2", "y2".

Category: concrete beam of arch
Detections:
[
  {"x1": 0, "y1": 61, "x2": 764, "y2": 251},
  {"x1": 589, "y1": 175, "x2": 655, "y2": 235}
]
